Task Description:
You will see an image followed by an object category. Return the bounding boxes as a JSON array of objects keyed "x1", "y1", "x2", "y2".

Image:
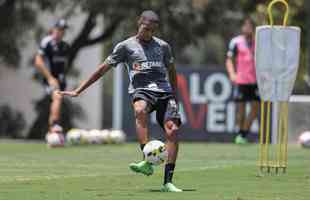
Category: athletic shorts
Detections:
[
  {"x1": 43, "y1": 80, "x2": 66, "y2": 96},
  {"x1": 131, "y1": 90, "x2": 182, "y2": 129},
  {"x1": 233, "y1": 84, "x2": 260, "y2": 102}
]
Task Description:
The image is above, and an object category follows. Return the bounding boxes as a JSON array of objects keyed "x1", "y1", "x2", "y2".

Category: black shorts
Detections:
[
  {"x1": 43, "y1": 81, "x2": 66, "y2": 96},
  {"x1": 131, "y1": 90, "x2": 182, "y2": 129},
  {"x1": 233, "y1": 84, "x2": 260, "y2": 102}
]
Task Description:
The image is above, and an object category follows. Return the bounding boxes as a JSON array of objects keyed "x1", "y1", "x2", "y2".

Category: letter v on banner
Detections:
[{"x1": 177, "y1": 74, "x2": 207, "y2": 129}]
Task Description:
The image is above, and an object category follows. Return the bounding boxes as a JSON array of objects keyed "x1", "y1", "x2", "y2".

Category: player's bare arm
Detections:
[
  {"x1": 34, "y1": 54, "x2": 59, "y2": 89},
  {"x1": 60, "y1": 63, "x2": 112, "y2": 97},
  {"x1": 225, "y1": 57, "x2": 237, "y2": 82}
]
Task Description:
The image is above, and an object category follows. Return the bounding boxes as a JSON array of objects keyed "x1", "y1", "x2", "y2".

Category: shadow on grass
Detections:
[{"x1": 149, "y1": 189, "x2": 197, "y2": 192}]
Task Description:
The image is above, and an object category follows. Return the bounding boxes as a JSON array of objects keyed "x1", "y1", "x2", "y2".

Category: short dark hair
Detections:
[{"x1": 138, "y1": 10, "x2": 160, "y2": 26}]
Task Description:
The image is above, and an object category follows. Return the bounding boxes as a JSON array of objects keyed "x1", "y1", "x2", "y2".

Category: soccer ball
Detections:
[
  {"x1": 143, "y1": 140, "x2": 168, "y2": 165},
  {"x1": 79, "y1": 129, "x2": 90, "y2": 144},
  {"x1": 99, "y1": 129, "x2": 111, "y2": 144},
  {"x1": 87, "y1": 129, "x2": 102, "y2": 144},
  {"x1": 46, "y1": 132, "x2": 65, "y2": 148},
  {"x1": 109, "y1": 130, "x2": 126, "y2": 144},
  {"x1": 298, "y1": 131, "x2": 310, "y2": 148},
  {"x1": 66, "y1": 128, "x2": 82, "y2": 145}
]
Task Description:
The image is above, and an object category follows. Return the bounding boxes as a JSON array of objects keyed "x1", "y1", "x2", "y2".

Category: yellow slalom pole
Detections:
[
  {"x1": 283, "y1": 102, "x2": 289, "y2": 173},
  {"x1": 259, "y1": 101, "x2": 265, "y2": 171},
  {"x1": 280, "y1": 102, "x2": 285, "y2": 169},
  {"x1": 266, "y1": 101, "x2": 271, "y2": 172},
  {"x1": 276, "y1": 102, "x2": 282, "y2": 173},
  {"x1": 258, "y1": 0, "x2": 292, "y2": 174},
  {"x1": 268, "y1": 0, "x2": 289, "y2": 26}
]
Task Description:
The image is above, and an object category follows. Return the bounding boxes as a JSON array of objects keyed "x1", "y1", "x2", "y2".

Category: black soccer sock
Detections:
[
  {"x1": 240, "y1": 129, "x2": 248, "y2": 138},
  {"x1": 164, "y1": 163, "x2": 175, "y2": 184},
  {"x1": 140, "y1": 144, "x2": 146, "y2": 159},
  {"x1": 140, "y1": 144, "x2": 145, "y2": 151}
]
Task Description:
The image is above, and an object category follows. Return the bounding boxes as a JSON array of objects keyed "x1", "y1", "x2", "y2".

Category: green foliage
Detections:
[
  {"x1": 1, "y1": 0, "x2": 307, "y2": 68},
  {"x1": 0, "y1": 104, "x2": 26, "y2": 138}
]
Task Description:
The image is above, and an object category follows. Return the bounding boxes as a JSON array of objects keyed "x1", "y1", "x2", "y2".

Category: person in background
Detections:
[
  {"x1": 225, "y1": 17, "x2": 259, "y2": 144},
  {"x1": 34, "y1": 19, "x2": 70, "y2": 133}
]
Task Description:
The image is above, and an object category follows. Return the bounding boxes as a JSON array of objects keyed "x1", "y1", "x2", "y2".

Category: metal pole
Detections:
[
  {"x1": 112, "y1": 64, "x2": 123, "y2": 130},
  {"x1": 307, "y1": 1, "x2": 310, "y2": 81}
]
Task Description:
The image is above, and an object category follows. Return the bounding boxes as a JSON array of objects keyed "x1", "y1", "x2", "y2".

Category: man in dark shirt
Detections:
[
  {"x1": 59, "y1": 11, "x2": 182, "y2": 192},
  {"x1": 34, "y1": 19, "x2": 70, "y2": 133}
]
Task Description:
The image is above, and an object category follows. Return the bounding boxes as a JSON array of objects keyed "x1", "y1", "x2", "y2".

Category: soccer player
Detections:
[
  {"x1": 34, "y1": 19, "x2": 70, "y2": 133},
  {"x1": 225, "y1": 17, "x2": 259, "y2": 144},
  {"x1": 59, "y1": 10, "x2": 182, "y2": 192}
]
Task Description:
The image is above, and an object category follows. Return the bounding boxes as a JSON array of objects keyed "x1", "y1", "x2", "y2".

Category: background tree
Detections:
[
  {"x1": 0, "y1": 105, "x2": 26, "y2": 138},
  {"x1": 1, "y1": 0, "x2": 307, "y2": 68}
]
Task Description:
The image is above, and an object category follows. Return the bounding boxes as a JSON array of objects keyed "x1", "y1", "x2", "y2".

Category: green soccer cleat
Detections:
[
  {"x1": 160, "y1": 183, "x2": 183, "y2": 192},
  {"x1": 129, "y1": 160, "x2": 154, "y2": 176},
  {"x1": 235, "y1": 134, "x2": 248, "y2": 144}
]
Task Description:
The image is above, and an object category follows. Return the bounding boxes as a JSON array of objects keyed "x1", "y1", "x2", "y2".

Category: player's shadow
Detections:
[{"x1": 149, "y1": 189, "x2": 197, "y2": 192}]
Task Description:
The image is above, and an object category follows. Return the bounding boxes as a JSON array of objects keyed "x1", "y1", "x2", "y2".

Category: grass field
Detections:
[{"x1": 0, "y1": 141, "x2": 309, "y2": 200}]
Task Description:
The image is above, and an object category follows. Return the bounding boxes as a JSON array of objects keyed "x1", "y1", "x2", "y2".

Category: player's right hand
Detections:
[
  {"x1": 58, "y1": 90, "x2": 79, "y2": 97},
  {"x1": 229, "y1": 73, "x2": 237, "y2": 82},
  {"x1": 48, "y1": 77, "x2": 60, "y2": 89}
]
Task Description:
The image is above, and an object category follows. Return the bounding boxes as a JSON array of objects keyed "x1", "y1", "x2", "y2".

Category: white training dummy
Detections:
[{"x1": 255, "y1": 0, "x2": 301, "y2": 101}]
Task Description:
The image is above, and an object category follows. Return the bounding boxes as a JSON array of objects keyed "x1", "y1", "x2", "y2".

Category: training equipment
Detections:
[
  {"x1": 65, "y1": 129, "x2": 126, "y2": 145},
  {"x1": 129, "y1": 160, "x2": 154, "y2": 176},
  {"x1": 256, "y1": 0, "x2": 300, "y2": 174},
  {"x1": 87, "y1": 129, "x2": 102, "y2": 144},
  {"x1": 98, "y1": 129, "x2": 110, "y2": 144},
  {"x1": 66, "y1": 129, "x2": 82, "y2": 145},
  {"x1": 160, "y1": 183, "x2": 183, "y2": 192},
  {"x1": 143, "y1": 140, "x2": 168, "y2": 165},
  {"x1": 79, "y1": 129, "x2": 94, "y2": 144},
  {"x1": 258, "y1": 102, "x2": 289, "y2": 174},
  {"x1": 109, "y1": 129, "x2": 126, "y2": 144},
  {"x1": 298, "y1": 131, "x2": 310, "y2": 148},
  {"x1": 46, "y1": 132, "x2": 65, "y2": 147},
  {"x1": 79, "y1": 129, "x2": 90, "y2": 144}
]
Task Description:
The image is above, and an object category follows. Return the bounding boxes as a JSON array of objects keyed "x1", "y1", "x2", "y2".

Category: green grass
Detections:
[{"x1": 0, "y1": 141, "x2": 309, "y2": 200}]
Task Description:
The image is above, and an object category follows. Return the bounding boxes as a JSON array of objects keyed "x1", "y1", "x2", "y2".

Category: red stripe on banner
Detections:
[{"x1": 177, "y1": 74, "x2": 206, "y2": 129}]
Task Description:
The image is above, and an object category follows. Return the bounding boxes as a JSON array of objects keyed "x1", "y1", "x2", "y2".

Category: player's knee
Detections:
[
  {"x1": 164, "y1": 120, "x2": 179, "y2": 141},
  {"x1": 52, "y1": 92, "x2": 63, "y2": 101},
  {"x1": 134, "y1": 106, "x2": 147, "y2": 121},
  {"x1": 165, "y1": 120, "x2": 179, "y2": 131}
]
